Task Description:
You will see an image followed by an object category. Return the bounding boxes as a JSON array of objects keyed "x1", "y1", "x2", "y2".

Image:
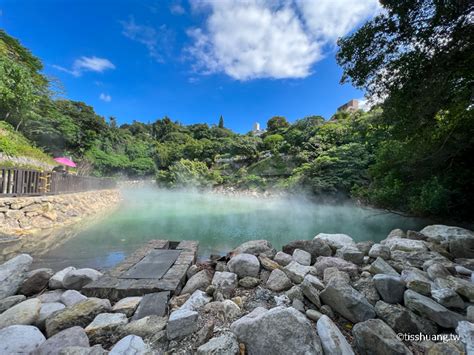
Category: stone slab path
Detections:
[{"x1": 82, "y1": 240, "x2": 198, "y2": 301}]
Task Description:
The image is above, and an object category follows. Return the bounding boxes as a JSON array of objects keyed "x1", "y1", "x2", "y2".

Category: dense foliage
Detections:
[
  {"x1": 1, "y1": 0, "x2": 472, "y2": 223},
  {"x1": 337, "y1": 0, "x2": 474, "y2": 218}
]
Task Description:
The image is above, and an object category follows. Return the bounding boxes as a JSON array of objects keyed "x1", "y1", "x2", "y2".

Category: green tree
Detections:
[
  {"x1": 266, "y1": 116, "x2": 289, "y2": 134},
  {"x1": 218, "y1": 115, "x2": 224, "y2": 129},
  {"x1": 337, "y1": 0, "x2": 474, "y2": 217}
]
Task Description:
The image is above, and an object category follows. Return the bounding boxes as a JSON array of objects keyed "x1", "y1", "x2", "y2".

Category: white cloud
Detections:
[
  {"x1": 121, "y1": 17, "x2": 173, "y2": 62},
  {"x1": 186, "y1": 0, "x2": 379, "y2": 81},
  {"x1": 53, "y1": 56, "x2": 115, "y2": 77},
  {"x1": 297, "y1": 0, "x2": 380, "y2": 42},
  {"x1": 170, "y1": 3, "x2": 185, "y2": 15},
  {"x1": 99, "y1": 93, "x2": 112, "y2": 102}
]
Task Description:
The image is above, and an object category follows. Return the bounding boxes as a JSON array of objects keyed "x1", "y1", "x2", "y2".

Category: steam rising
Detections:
[{"x1": 35, "y1": 187, "x2": 428, "y2": 270}]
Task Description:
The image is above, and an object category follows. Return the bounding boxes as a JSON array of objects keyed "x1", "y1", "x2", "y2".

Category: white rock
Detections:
[
  {"x1": 212, "y1": 271, "x2": 238, "y2": 297},
  {"x1": 167, "y1": 309, "x2": 199, "y2": 340},
  {"x1": 0, "y1": 298, "x2": 41, "y2": 328},
  {"x1": 85, "y1": 312, "x2": 128, "y2": 343},
  {"x1": 60, "y1": 290, "x2": 87, "y2": 307},
  {"x1": 283, "y1": 261, "x2": 312, "y2": 284},
  {"x1": 293, "y1": 249, "x2": 312, "y2": 266},
  {"x1": 456, "y1": 321, "x2": 474, "y2": 355},
  {"x1": 368, "y1": 244, "x2": 390, "y2": 260},
  {"x1": 197, "y1": 332, "x2": 239, "y2": 355},
  {"x1": 266, "y1": 269, "x2": 293, "y2": 292},
  {"x1": 112, "y1": 296, "x2": 142, "y2": 317},
  {"x1": 227, "y1": 253, "x2": 260, "y2": 278},
  {"x1": 0, "y1": 325, "x2": 45, "y2": 354},
  {"x1": 314, "y1": 233, "x2": 355, "y2": 250},
  {"x1": 36, "y1": 302, "x2": 65, "y2": 329},
  {"x1": 274, "y1": 251, "x2": 293, "y2": 266},
  {"x1": 0, "y1": 254, "x2": 33, "y2": 299},
  {"x1": 49, "y1": 267, "x2": 76, "y2": 289},
  {"x1": 317, "y1": 315, "x2": 355, "y2": 355},
  {"x1": 110, "y1": 335, "x2": 148, "y2": 355},
  {"x1": 181, "y1": 290, "x2": 212, "y2": 311},
  {"x1": 63, "y1": 268, "x2": 102, "y2": 290}
]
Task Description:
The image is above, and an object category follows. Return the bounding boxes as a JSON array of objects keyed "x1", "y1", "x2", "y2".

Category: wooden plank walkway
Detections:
[{"x1": 82, "y1": 240, "x2": 198, "y2": 301}]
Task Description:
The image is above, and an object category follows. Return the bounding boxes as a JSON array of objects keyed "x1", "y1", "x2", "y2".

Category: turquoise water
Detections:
[{"x1": 33, "y1": 188, "x2": 429, "y2": 270}]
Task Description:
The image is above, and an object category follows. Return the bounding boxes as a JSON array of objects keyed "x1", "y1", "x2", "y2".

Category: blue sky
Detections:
[{"x1": 0, "y1": 0, "x2": 379, "y2": 133}]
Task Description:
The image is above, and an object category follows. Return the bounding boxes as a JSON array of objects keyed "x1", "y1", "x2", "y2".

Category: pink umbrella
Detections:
[{"x1": 54, "y1": 157, "x2": 77, "y2": 168}]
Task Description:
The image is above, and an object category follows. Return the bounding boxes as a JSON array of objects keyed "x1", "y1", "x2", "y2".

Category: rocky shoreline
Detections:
[
  {"x1": 0, "y1": 224, "x2": 473, "y2": 354},
  {"x1": 0, "y1": 189, "x2": 121, "y2": 236}
]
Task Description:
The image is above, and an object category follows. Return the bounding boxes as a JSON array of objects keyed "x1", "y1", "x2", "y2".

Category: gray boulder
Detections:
[
  {"x1": 426, "y1": 263, "x2": 451, "y2": 280},
  {"x1": 444, "y1": 275, "x2": 474, "y2": 302},
  {"x1": 301, "y1": 278, "x2": 321, "y2": 308},
  {"x1": 231, "y1": 240, "x2": 276, "y2": 258},
  {"x1": 293, "y1": 249, "x2": 312, "y2": 266},
  {"x1": 368, "y1": 257, "x2": 399, "y2": 276},
  {"x1": 456, "y1": 321, "x2": 474, "y2": 355},
  {"x1": 197, "y1": 332, "x2": 240, "y2": 355},
  {"x1": 36, "y1": 326, "x2": 89, "y2": 355},
  {"x1": 181, "y1": 269, "x2": 212, "y2": 295},
  {"x1": 112, "y1": 296, "x2": 142, "y2": 317},
  {"x1": 324, "y1": 268, "x2": 350, "y2": 284},
  {"x1": 314, "y1": 233, "x2": 355, "y2": 250},
  {"x1": 304, "y1": 274, "x2": 325, "y2": 291},
  {"x1": 0, "y1": 295, "x2": 26, "y2": 313},
  {"x1": 85, "y1": 312, "x2": 128, "y2": 345},
  {"x1": 63, "y1": 268, "x2": 102, "y2": 290},
  {"x1": 45, "y1": 297, "x2": 111, "y2": 337},
  {"x1": 19, "y1": 268, "x2": 54, "y2": 296},
  {"x1": 59, "y1": 345, "x2": 106, "y2": 355},
  {"x1": 401, "y1": 268, "x2": 432, "y2": 295},
  {"x1": 431, "y1": 288, "x2": 464, "y2": 309},
  {"x1": 230, "y1": 306, "x2": 322, "y2": 355},
  {"x1": 382, "y1": 238, "x2": 428, "y2": 253},
  {"x1": 0, "y1": 298, "x2": 41, "y2": 328},
  {"x1": 420, "y1": 225, "x2": 474, "y2": 258},
  {"x1": 353, "y1": 319, "x2": 412, "y2": 355},
  {"x1": 61, "y1": 290, "x2": 88, "y2": 307},
  {"x1": 239, "y1": 277, "x2": 260, "y2": 288},
  {"x1": 317, "y1": 315, "x2": 354, "y2": 355},
  {"x1": 39, "y1": 290, "x2": 64, "y2": 303},
  {"x1": 373, "y1": 274, "x2": 405, "y2": 304},
  {"x1": 375, "y1": 301, "x2": 437, "y2": 335},
  {"x1": 49, "y1": 267, "x2": 76, "y2": 289},
  {"x1": 212, "y1": 272, "x2": 238, "y2": 298},
  {"x1": 283, "y1": 261, "x2": 312, "y2": 283},
  {"x1": 335, "y1": 246, "x2": 364, "y2": 265},
  {"x1": 404, "y1": 289, "x2": 465, "y2": 328},
  {"x1": 314, "y1": 257, "x2": 358, "y2": 279},
  {"x1": 181, "y1": 290, "x2": 212, "y2": 311},
  {"x1": 368, "y1": 244, "x2": 390, "y2": 260},
  {"x1": 167, "y1": 308, "x2": 199, "y2": 340},
  {"x1": 0, "y1": 253, "x2": 33, "y2": 299},
  {"x1": 274, "y1": 251, "x2": 293, "y2": 266},
  {"x1": 319, "y1": 278, "x2": 375, "y2": 323},
  {"x1": 227, "y1": 253, "x2": 260, "y2": 278},
  {"x1": 352, "y1": 277, "x2": 380, "y2": 306},
  {"x1": 266, "y1": 269, "x2": 292, "y2": 292},
  {"x1": 0, "y1": 325, "x2": 45, "y2": 354},
  {"x1": 37, "y1": 302, "x2": 66, "y2": 329},
  {"x1": 110, "y1": 335, "x2": 148, "y2": 355},
  {"x1": 282, "y1": 239, "x2": 332, "y2": 263}
]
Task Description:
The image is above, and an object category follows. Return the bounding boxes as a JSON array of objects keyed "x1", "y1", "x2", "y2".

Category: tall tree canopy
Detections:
[{"x1": 337, "y1": 0, "x2": 474, "y2": 217}]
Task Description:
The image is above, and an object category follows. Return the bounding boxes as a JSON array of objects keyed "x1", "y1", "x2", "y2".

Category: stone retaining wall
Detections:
[{"x1": 0, "y1": 189, "x2": 121, "y2": 236}]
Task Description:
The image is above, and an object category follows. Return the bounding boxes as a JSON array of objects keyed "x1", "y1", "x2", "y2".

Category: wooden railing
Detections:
[{"x1": 0, "y1": 167, "x2": 116, "y2": 197}]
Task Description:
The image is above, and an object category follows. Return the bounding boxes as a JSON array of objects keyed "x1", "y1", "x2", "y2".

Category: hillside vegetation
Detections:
[
  {"x1": 0, "y1": 0, "x2": 472, "y2": 220},
  {"x1": 0, "y1": 120, "x2": 55, "y2": 167}
]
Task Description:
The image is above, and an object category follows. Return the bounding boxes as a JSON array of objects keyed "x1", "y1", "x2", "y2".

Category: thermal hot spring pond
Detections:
[{"x1": 32, "y1": 188, "x2": 430, "y2": 270}]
